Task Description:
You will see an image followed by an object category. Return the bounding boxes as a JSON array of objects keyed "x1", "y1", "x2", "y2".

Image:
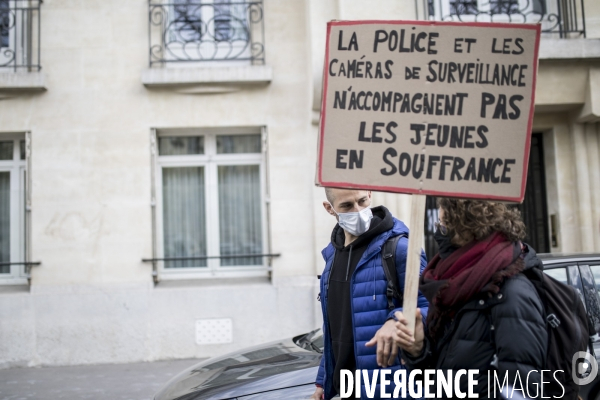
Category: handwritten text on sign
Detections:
[{"x1": 317, "y1": 21, "x2": 540, "y2": 202}]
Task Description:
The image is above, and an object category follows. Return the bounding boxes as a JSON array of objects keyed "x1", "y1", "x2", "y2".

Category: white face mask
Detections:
[{"x1": 330, "y1": 205, "x2": 373, "y2": 237}]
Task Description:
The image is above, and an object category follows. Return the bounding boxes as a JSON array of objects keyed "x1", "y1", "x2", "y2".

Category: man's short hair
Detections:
[{"x1": 324, "y1": 187, "x2": 335, "y2": 205}]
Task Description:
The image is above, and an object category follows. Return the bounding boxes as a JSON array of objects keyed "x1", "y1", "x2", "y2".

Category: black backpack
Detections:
[
  {"x1": 381, "y1": 234, "x2": 407, "y2": 311},
  {"x1": 522, "y1": 262, "x2": 593, "y2": 399}
]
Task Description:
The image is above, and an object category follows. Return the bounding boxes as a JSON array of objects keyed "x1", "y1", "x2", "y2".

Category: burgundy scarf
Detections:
[{"x1": 420, "y1": 232, "x2": 524, "y2": 340}]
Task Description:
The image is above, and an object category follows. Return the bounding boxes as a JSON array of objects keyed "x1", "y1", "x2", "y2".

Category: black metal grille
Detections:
[
  {"x1": 148, "y1": 0, "x2": 265, "y2": 66},
  {"x1": 516, "y1": 133, "x2": 550, "y2": 253},
  {"x1": 0, "y1": 0, "x2": 41, "y2": 71},
  {"x1": 424, "y1": 0, "x2": 586, "y2": 38}
]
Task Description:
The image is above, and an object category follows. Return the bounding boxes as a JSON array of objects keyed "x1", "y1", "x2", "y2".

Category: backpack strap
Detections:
[{"x1": 381, "y1": 234, "x2": 407, "y2": 311}]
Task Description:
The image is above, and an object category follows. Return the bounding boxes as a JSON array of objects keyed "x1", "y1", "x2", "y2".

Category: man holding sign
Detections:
[{"x1": 312, "y1": 187, "x2": 428, "y2": 399}]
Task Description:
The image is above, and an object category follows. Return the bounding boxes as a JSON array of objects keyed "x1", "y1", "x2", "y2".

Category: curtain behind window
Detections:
[
  {"x1": 162, "y1": 167, "x2": 207, "y2": 268},
  {"x1": 0, "y1": 172, "x2": 10, "y2": 273},
  {"x1": 218, "y1": 165, "x2": 262, "y2": 266}
]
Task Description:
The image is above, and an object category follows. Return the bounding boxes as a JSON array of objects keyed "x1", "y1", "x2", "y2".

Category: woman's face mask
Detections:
[
  {"x1": 330, "y1": 204, "x2": 373, "y2": 237},
  {"x1": 434, "y1": 224, "x2": 458, "y2": 259}
]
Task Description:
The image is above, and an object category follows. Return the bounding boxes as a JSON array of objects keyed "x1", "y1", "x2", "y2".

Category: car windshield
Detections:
[{"x1": 294, "y1": 329, "x2": 324, "y2": 353}]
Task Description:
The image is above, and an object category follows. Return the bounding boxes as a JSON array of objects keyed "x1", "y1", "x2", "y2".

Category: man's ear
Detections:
[{"x1": 323, "y1": 201, "x2": 336, "y2": 217}]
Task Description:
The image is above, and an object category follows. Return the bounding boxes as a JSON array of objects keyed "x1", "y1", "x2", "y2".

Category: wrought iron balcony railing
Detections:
[
  {"x1": 0, "y1": 0, "x2": 41, "y2": 71},
  {"x1": 148, "y1": 0, "x2": 265, "y2": 67},
  {"x1": 421, "y1": 0, "x2": 586, "y2": 38}
]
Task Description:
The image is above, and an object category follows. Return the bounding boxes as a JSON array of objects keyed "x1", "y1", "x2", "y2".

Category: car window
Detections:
[
  {"x1": 568, "y1": 265, "x2": 586, "y2": 309},
  {"x1": 590, "y1": 265, "x2": 600, "y2": 294},
  {"x1": 580, "y1": 265, "x2": 600, "y2": 336},
  {"x1": 544, "y1": 267, "x2": 568, "y2": 285}
]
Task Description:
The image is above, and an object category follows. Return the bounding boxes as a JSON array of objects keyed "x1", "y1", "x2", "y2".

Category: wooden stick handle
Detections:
[{"x1": 402, "y1": 194, "x2": 426, "y2": 335}]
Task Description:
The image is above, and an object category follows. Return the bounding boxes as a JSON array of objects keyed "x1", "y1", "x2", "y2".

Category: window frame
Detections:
[
  {"x1": 0, "y1": 133, "x2": 28, "y2": 285},
  {"x1": 163, "y1": 0, "x2": 253, "y2": 67},
  {"x1": 151, "y1": 127, "x2": 270, "y2": 280}
]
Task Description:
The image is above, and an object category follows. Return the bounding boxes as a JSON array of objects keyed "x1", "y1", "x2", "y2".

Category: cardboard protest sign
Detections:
[{"x1": 316, "y1": 21, "x2": 540, "y2": 203}]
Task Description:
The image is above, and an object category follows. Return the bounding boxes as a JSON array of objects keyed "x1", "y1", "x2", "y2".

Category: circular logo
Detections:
[{"x1": 572, "y1": 351, "x2": 599, "y2": 385}]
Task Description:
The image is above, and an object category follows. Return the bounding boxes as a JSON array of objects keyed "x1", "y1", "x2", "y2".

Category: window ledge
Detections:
[
  {"x1": 0, "y1": 71, "x2": 46, "y2": 98},
  {"x1": 539, "y1": 39, "x2": 600, "y2": 60},
  {"x1": 0, "y1": 283, "x2": 29, "y2": 294},
  {"x1": 141, "y1": 65, "x2": 272, "y2": 94},
  {"x1": 155, "y1": 276, "x2": 270, "y2": 289}
]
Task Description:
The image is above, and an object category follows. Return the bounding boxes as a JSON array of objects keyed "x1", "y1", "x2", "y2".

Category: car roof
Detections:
[{"x1": 538, "y1": 253, "x2": 600, "y2": 266}]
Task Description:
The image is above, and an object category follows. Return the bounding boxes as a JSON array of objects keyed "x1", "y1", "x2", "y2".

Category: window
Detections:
[
  {"x1": 153, "y1": 128, "x2": 268, "y2": 279},
  {"x1": 0, "y1": 0, "x2": 9, "y2": 48},
  {"x1": 442, "y1": 0, "x2": 522, "y2": 16},
  {"x1": 544, "y1": 267, "x2": 568, "y2": 285},
  {"x1": 532, "y1": 0, "x2": 547, "y2": 14},
  {"x1": 167, "y1": 0, "x2": 252, "y2": 62},
  {"x1": 489, "y1": 0, "x2": 519, "y2": 14},
  {"x1": 425, "y1": 0, "x2": 584, "y2": 38},
  {"x1": 447, "y1": 0, "x2": 521, "y2": 15},
  {"x1": 149, "y1": 0, "x2": 265, "y2": 66},
  {"x1": 449, "y1": 0, "x2": 478, "y2": 15},
  {"x1": 170, "y1": 0, "x2": 236, "y2": 43},
  {"x1": 0, "y1": 134, "x2": 27, "y2": 284},
  {"x1": 590, "y1": 265, "x2": 600, "y2": 295},
  {"x1": 169, "y1": 0, "x2": 203, "y2": 43},
  {"x1": 0, "y1": 1, "x2": 42, "y2": 71},
  {"x1": 568, "y1": 265, "x2": 587, "y2": 308},
  {"x1": 579, "y1": 265, "x2": 600, "y2": 334}
]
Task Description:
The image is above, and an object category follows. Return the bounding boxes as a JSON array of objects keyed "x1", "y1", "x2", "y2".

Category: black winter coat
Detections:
[{"x1": 403, "y1": 254, "x2": 548, "y2": 399}]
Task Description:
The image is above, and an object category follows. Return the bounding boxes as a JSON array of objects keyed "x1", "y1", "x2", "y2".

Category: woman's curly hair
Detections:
[{"x1": 437, "y1": 198, "x2": 526, "y2": 246}]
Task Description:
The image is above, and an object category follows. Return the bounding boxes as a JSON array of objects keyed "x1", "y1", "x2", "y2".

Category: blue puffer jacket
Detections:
[{"x1": 316, "y1": 217, "x2": 429, "y2": 400}]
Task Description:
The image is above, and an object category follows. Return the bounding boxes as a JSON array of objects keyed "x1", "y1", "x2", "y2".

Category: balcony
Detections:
[
  {"x1": 0, "y1": 0, "x2": 44, "y2": 96},
  {"x1": 420, "y1": 0, "x2": 586, "y2": 38},
  {"x1": 144, "y1": 0, "x2": 270, "y2": 93}
]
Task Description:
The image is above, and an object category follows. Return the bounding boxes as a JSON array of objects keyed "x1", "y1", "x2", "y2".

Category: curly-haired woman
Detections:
[{"x1": 395, "y1": 198, "x2": 548, "y2": 398}]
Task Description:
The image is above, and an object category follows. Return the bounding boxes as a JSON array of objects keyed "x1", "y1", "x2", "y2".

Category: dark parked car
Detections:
[
  {"x1": 154, "y1": 253, "x2": 600, "y2": 400},
  {"x1": 538, "y1": 253, "x2": 600, "y2": 400},
  {"x1": 153, "y1": 330, "x2": 323, "y2": 400}
]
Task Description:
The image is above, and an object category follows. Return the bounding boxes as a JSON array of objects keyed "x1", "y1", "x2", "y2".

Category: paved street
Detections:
[{"x1": 0, "y1": 358, "x2": 205, "y2": 400}]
